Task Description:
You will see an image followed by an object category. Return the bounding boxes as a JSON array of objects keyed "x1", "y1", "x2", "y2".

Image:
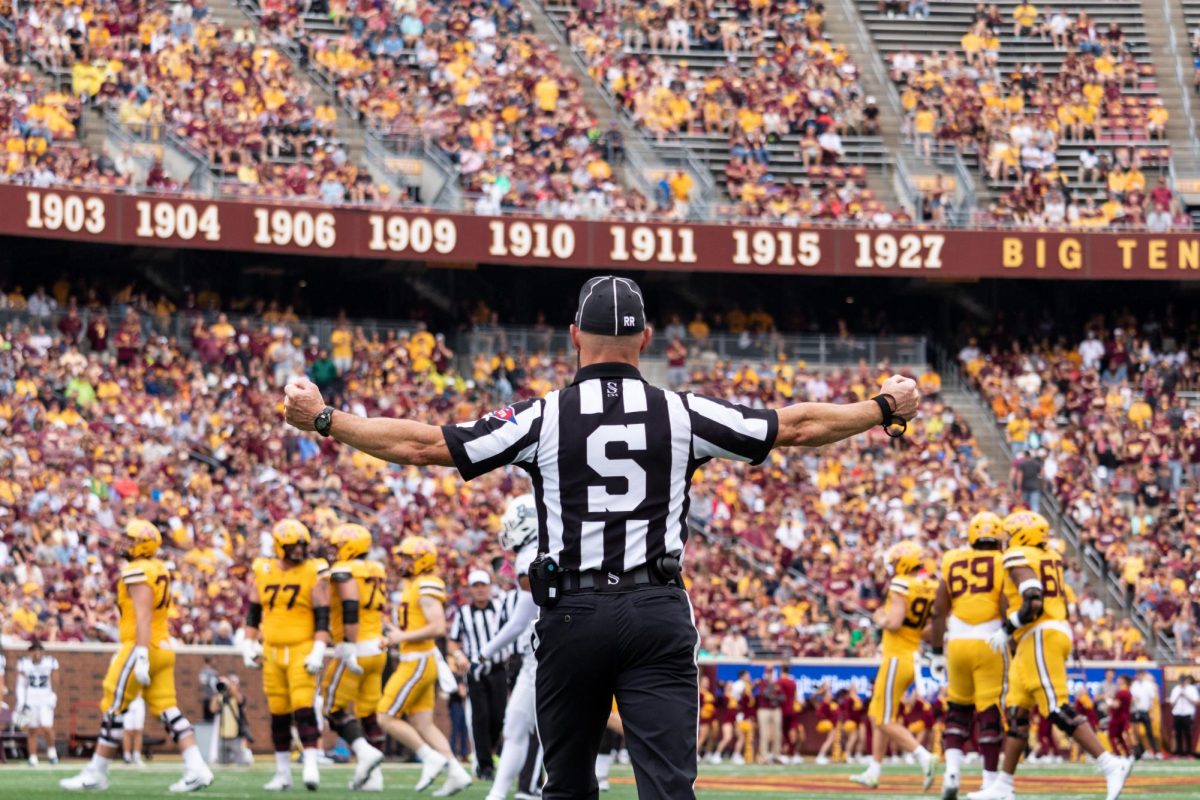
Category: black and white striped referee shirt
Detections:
[
  {"x1": 450, "y1": 600, "x2": 508, "y2": 664},
  {"x1": 442, "y1": 362, "x2": 778, "y2": 574}
]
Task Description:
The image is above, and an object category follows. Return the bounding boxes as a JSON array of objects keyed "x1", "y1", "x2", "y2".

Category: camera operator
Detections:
[{"x1": 208, "y1": 675, "x2": 251, "y2": 765}]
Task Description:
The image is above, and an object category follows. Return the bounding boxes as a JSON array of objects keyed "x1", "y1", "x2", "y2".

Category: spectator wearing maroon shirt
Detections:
[
  {"x1": 1108, "y1": 675, "x2": 1134, "y2": 756},
  {"x1": 58, "y1": 305, "x2": 83, "y2": 344}
]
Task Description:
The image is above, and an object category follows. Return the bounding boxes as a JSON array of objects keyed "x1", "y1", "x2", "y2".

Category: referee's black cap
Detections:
[{"x1": 575, "y1": 276, "x2": 646, "y2": 336}]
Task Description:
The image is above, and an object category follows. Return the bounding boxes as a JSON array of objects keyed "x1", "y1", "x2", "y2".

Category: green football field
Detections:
[{"x1": 3, "y1": 759, "x2": 1198, "y2": 799}]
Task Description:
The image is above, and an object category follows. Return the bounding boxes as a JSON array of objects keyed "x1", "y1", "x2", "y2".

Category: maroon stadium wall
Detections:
[{"x1": 9, "y1": 185, "x2": 1200, "y2": 279}]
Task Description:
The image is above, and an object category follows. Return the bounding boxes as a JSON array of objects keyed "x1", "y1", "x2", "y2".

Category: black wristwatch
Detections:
[
  {"x1": 314, "y1": 406, "x2": 335, "y2": 437},
  {"x1": 871, "y1": 393, "x2": 907, "y2": 438}
]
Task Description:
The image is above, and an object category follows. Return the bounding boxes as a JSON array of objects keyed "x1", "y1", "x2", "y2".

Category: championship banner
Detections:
[{"x1": 8, "y1": 184, "x2": 1200, "y2": 279}]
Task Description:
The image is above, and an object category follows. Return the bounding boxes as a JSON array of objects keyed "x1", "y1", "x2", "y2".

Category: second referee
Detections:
[{"x1": 284, "y1": 275, "x2": 920, "y2": 799}]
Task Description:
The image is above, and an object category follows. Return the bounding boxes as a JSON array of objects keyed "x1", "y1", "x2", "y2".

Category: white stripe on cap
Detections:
[
  {"x1": 612, "y1": 276, "x2": 619, "y2": 335},
  {"x1": 576, "y1": 277, "x2": 604, "y2": 328}
]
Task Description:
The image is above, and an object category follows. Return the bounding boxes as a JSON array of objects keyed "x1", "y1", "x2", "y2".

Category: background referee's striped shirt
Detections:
[
  {"x1": 442, "y1": 362, "x2": 778, "y2": 574},
  {"x1": 450, "y1": 600, "x2": 508, "y2": 663}
]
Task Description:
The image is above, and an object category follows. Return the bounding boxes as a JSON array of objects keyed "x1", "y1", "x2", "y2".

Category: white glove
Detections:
[
  {"x1": 133, "y1": 645, "x2": 152, "y2": 686},
  {"x1": 304, "y1": 640, "x2": 328, "y2": 675},
  {"x1": 929, "y1": 652, "x2": 947, "y2": 682},
  {"x1": 337, "y1": 642, "x2": 363, "y2": 675},
  {"x1": 986, "y1": 628, "x2": 1010, "y2": 654},
  {"x1": 241, "y1": 638, "x2": 263, "y2": 670}
]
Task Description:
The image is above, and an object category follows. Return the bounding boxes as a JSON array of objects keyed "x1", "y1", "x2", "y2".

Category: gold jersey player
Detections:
[
  {"x1": 320, "y1": 523, "x2": 387, "y2": 790},
  {"x1": 60, "y1": 520, "x2": 214, "y2": 793},
  {"x1": 241, "y1": 519, "x2": 332, "y2": 791},
  {"x1": 376, "y1": 536, "x2": 472, "y2": 797},
  {"x1": 969, "y1": 512, "x2": 1132, "y2": 800},
  {"x1": 930, "y1": 512, "x2": 1008, "y2": 800},
  {"x1": 851, "y1": 541, "x2": 938, "y2": 790}
]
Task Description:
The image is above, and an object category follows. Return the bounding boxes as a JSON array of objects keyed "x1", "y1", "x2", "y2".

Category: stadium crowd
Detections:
[
  {"x1": 277, "y1": 0, "x2": 665, "y2": 218},
  {"x1": 961, "y1": 317, "x2": 1200, "y2": 661},
  {"x1": 556, "y1": 0, "x2": 906, "y2": 222},
  {"x1": 887, "y1": 7, "x2": 1186, "y2": 228},
  {"x1": 0, "y1": 279, "x2": 1149, "y2": 667},
  {"x1": 9, "y1": 0, "x2": 389, "y2": 201}
]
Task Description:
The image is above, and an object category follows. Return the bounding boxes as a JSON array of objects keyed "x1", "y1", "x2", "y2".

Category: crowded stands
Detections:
[
  {"x1": 552, "y1": 0, "x2": 907, "y2": 222},
  {"x1": 11, "y1": 0, "x2": 387, "y2": 201},
  {"x1": 253, "y1": 0, "x2": 660, "y2": 217},
  {"x1": 961, "y1": 320, "x2": 1200, "y2": 661},
  {"x1": 0, "y1": 278, "x2": 1148, "y2": 664},
  {"x1": 880, "y1": 3, "x2": 1186, "y2": 228},
  {"x1": 0, "y1": 58, "x2": 129, "y2": 188}
]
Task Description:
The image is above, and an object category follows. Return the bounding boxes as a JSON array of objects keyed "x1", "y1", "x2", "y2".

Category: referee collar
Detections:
[{"x1": 571, "y1": 362, "x2": 645, "y2": 386}]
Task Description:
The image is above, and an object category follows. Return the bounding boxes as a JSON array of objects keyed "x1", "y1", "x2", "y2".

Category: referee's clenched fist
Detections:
[{"x1": 285, "y1": 275, "x2": 921, "y2": 800}]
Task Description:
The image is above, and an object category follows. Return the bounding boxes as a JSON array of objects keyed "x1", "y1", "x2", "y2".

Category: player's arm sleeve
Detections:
[
  {"x1": 441, "y1": 398, "x2": 544, "y2": 481},
  {"x1": 15, "y1": 664, "x2": 27, "y2": 708},
  {"x1": 329, "y1": 566, "x2": 353, "y2": 584},
  {"x1": 685, "y1": 393, "x2": 779, "y2": 465},
  {"x1": 121, "y1": 565, "x2": 148, "y2": 585},
  {"x1": 480, "y1": 590, "x2": 538, "y2": 661},
  {"x1": 418, "y1": 578, "x2": 447, "y2": 603}
]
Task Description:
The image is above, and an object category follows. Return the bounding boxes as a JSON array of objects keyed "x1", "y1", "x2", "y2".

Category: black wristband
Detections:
[
  {"x1": 932, "y1": 646, "x2": 944, "y2": 656},
  {"x1": 872, "y1": 394, "x2": 907, "y2": 438},
  {"x1": 871, "y1": 394, "x2": 894, "y2": 425},
  {"x1": 247, "y1": 602, "x2": 263, "y2": 629},
  {"x1": 313, "y1": 606, "x2": 331, "y2": 633},
  {"x1": 341, "y1": 599, "x2": 359, "y2": 626}
]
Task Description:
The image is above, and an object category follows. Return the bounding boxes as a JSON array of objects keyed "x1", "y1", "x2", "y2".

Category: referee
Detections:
[
  {"x1": 284, "y1": 275, "x2": 920, "y2": 799},
  {"x1": 447, "y1": 569, "x2": 509, "y2": 780}
]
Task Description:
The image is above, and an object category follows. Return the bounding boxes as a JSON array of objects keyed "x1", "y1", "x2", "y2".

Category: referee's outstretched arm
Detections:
[{"x1": 282, "y1": 372, "x2": 919, "y2": 460}]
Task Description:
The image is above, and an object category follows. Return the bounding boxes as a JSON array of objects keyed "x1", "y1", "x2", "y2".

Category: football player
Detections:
[
  {"x1": 481, "y1": 494, "x2": 544, "y2": 800},
  {"x1": 242, "y1": 518, "x2": 331, "y2": 791},
  {"x1": 851, "y1": 540, "x2": 938, "y2": 790},
  {"x1": 969, "y1": 511, "x2": 1132, "y2": 800},
  {"x1": 930, "y1": 511, "x2": 1008, "y2": 800},
  {"x1": 61, "y1": 520, "x2": 214, "y2": 793},
  {"x1": 321, "y1": 523, "x2": 387, "y2": 791},
  {"x1": 16, "y1": 639, "x2": 59, "y2": 766},
  {"x1": 377, "y1": 536, "x2": 473, "y2": 796}
]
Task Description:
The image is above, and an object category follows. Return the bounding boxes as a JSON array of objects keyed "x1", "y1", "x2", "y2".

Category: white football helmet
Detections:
[{"x1": 500, "y1": 493, "x2": 539, "y2": 553}]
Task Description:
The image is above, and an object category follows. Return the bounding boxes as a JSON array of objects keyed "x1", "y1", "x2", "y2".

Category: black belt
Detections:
[{"x1": 560, "y1": 565, "x2": 677, "y2": 594}]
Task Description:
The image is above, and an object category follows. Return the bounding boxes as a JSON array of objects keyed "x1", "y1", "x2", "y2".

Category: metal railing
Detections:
[{"x1": 465, "y1": 326, "x2": 927, "y2": 366}]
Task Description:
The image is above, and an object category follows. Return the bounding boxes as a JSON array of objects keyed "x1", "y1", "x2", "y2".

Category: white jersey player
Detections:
[
  {"x1": 17, "y1": 640, "x2": 60, "y2": 765},
  {"x1": 482, "y1": 494, "x2": 543, "y2": 800}
]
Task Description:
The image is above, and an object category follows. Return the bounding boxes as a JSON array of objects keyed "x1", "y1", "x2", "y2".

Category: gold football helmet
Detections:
[
  {"x1": 272, "y1": 518, "x2": 312, "y2": 560},
  {"x1": 393, "y1": 536, "x2": 437, "y2": 577},
  {"x1": 123, "y1": 518, "x2": 162, "y2": 560}
]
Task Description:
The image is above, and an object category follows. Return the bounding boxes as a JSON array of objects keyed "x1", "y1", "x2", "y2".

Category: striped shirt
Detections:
[
  {"x1": 450, "y1": 600, "x2": 507, "y2": 664},
  {"x1": 442, "y1": 362, "x2": 777, "y2": 573}
]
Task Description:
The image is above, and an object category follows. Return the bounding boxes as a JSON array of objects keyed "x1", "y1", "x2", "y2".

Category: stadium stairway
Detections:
[
  {"x1": 523, "y1": 0, "x2": 679, "y2": 203},
  {"x1": 1156, "y1": 0, "x2": 1200, "y2": 200},
  {"x1": 209, "y1": 0, "x2": 366, "y2": 166},
  {"x1": 824, "y1": 0, "x2": 966, "y2": 212}
]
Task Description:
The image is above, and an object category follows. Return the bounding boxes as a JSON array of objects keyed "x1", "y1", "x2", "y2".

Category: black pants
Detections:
[
  {"x1": 468, "y1": 665, "x2": 508, "y2": 776},
  {"x1": 1173, "y1": 714, "x2": 1195, "y2": 756},
  {"x1": 1133, "y1": 711, "x2": 1158, "y2": 753},
  {"x1": 535, "y1": 584, "x2": 698, "y2": 800}
]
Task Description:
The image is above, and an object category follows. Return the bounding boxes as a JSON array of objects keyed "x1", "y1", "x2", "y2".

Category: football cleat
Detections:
[
  {"x1": 850, "y1": 772, "x2": 880, "y2": 789},
  {"x1": 922, "y1": 754, "x2": 938, "y2": 790},
  {"x1": 302, "y1": 758, "x2": 320, "y2": 791},
  {"x1": 966, "y1": 782, "x2": 1015, "y2": 800},
  {"x1": 60, "y1": 771, "x2": 110, "y2": 791},
  {"x1": 414, "y1": 752, "x2": 448, "y2": 792},
  {"x1": 169, "y1": 767, "x2": 215, "y2": 793},
  {"x1": 432, "y1": 770, "x2": 472, "y2": 797},
  {"x1": 351, "y1": 744, "x2": 385, "y2": 790},
  {"x1": 1103, "y1": 756, "x2": 1133, "y2": 800},
  {"x1": 942, "y1": 770, "x2": 960, "y2": 800},
  {"x1": 263, "y1": 774, "x2": 293, "y2": 791}
]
